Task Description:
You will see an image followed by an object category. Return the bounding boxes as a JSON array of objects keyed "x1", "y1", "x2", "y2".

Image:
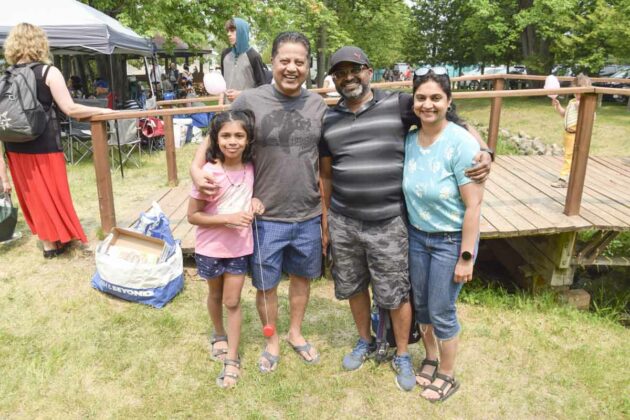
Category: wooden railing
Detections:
[{"x1": 89, "y1": 75, "x2": 629, "y2": 233}]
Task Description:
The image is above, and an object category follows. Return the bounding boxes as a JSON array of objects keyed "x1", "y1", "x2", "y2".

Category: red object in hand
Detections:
[{"x1": 262, "y1": 324, "x2": 275, "y2": 337}]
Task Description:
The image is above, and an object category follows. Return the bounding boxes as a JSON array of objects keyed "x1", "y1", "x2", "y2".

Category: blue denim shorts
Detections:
[
  {"x1": 250, "y1": 216, "x2": 322, "y2": 291},
  {"x1": 195, "y1": 254, "x2": 249, "y2": 280},
  {"x1": 408, "y1": 226, "x2": 477, "y2": 340}
]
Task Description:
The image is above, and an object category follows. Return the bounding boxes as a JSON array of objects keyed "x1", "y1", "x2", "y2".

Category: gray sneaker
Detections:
[
  {"x1": 392, "y1": 353, "x2": 415, "y2": 391},
  {"x1": 342, "y1": 337, "x2": 376, "y2": 371}
]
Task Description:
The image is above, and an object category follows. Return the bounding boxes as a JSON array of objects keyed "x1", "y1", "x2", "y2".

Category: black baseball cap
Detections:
[{"x1": 328, "y1": 46, "x2": 371, "y2": 74}]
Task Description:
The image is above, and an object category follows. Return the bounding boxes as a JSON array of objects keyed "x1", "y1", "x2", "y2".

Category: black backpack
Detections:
[
  {"x1": 0, "y1": 63, "x2": 48, "y2": 143},
  {"x1": 221, "y1": 47, "x2": 272, "y2": 87},
  {"x1": 371, "y1": 305, "x2": 422, "y2": 363}
]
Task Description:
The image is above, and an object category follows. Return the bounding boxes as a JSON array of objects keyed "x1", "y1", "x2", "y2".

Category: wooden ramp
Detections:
[{"x1": 123, "y1": 156, "x2": 630, "y2": 256}]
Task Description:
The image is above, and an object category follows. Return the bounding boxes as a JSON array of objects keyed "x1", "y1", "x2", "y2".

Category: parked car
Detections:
[
  {"x1": 458, "y1": 67, "x2": 481, "y2": 89},
  {"x1": 509, "y1": 65, "x2": 527, "y2": 75},
  {"x1": 508, "y1": 65, "x2": 529, "y2": 89},
  {"x1": 552, "y1": 65, "x2": 576, "y2": 87},
  {"x1": 593, "y1": 68, "x2": 630, "y2": 103},
  {"x1": 552, "y1": 65, "x2": 575, "y2": 77},
  {"x1": 598, "y1": 64, "x2": 628, "y2": 77}
]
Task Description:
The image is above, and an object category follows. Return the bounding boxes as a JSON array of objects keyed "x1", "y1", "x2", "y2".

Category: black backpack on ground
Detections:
[
  {"x1": 371, "y1": 304, "x2": 422, "y2": 363},
  {"x1": 0, "y1": 63, "x2": 48, "y2": 143}
]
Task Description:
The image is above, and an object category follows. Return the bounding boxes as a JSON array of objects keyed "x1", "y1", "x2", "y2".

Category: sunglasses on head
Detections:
[
  {"x1": 332, "y1": 64, "x2": 367, "y2": 80},
  {"x1": 414, "y1": 66, "x2": 448, "y2": 77}
]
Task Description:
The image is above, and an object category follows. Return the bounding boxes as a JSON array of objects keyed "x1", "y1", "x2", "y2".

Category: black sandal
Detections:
[
  {"x1": 216, "y1": 358, "x2": 240, "y2": 388},
  {"x1": 416, "y1": 358, "x2": 439, "y2": 388},
  {"x1": 422, "y1": 373, "x2": 460, "y2": 403}
]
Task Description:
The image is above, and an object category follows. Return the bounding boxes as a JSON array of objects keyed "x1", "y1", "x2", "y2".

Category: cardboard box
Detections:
[{"x1": 106, "y1": 227, "x2": 168, "y2": 264}]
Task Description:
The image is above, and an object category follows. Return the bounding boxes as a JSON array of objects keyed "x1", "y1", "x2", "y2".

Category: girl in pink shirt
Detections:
[{"x1": 187, "y1": 110, "x2": 264, "y2": 388}]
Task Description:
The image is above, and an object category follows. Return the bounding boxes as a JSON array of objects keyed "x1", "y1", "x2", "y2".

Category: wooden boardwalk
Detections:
[{"x1": 123, "y1": 155, "x2": 630, "y2": 255}]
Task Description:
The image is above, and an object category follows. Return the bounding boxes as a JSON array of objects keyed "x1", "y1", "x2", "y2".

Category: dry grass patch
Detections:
[
  {"x1": 1, "y1": 140, "x2": 629, "y2": 418},
  {"x1": 457, "y1": 96, "x2": 630, "y2": 156}
]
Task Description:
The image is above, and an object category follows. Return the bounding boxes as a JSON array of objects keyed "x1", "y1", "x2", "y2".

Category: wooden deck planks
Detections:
[
  {"x1": 491, "y1": 158, "x2": 577, "y2": 231},
  {"x1": 564, "y1": 159, "x2": 630, "y2": 222},
  {"x1": 505, "y1": 156, "x2": 624, "y2": 229},
  {"x1": 497, "y1": 156, "x2": 592, "y2": 229},
  {"x1": 530, "y1": 156, "x2": 630, "y2": 227},
  {"x1": 591, "y1": 156, "x2": 630, "y2": 177},
  {"x1": 118, "y1": 156, "x2": 630, "y2": 253}
]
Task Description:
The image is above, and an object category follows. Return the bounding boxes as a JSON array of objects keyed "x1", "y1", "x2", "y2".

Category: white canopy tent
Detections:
[
  {"x1": 0, "y1": 0, "x2": 154, "y2": 177},
  {"x1": 0, "y1": 0, "x2": 152, "y2": 55}
]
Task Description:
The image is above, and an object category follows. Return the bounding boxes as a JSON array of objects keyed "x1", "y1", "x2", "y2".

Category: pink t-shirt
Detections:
[{"x1": 190, "y1": 161, "x2": 254, "y2": 258}]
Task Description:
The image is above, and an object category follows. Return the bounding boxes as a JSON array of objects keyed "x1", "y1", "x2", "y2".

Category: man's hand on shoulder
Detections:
[
  {"x1": 465, "y1": 150, "x2": 492, "y2": 183},
  {"x1": 191, "y1": 166, "x2": 219, "y2": 196}
]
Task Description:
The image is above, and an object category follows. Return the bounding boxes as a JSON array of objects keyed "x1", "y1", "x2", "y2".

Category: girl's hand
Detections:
[
  {"x1": 226, "y1": 211, "x2": 254, "y2": 227},
  {"x1": 251, "y1": 198, "x2": 265, "y2": 215},
  {"x1": 454, "y1": 259, "x2": 474, "y2": 283}
]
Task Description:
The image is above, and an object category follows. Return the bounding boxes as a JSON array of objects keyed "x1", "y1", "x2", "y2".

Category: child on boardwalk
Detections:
[
  {"x1": 187, "y1": 110, "x2": 264, "y2": 388},
  {"x1": 551, "y1": 73, "x2": 592, "y2": 188}
]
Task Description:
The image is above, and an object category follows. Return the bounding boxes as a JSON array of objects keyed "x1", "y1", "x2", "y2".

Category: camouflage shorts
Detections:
[{"x1": 327, "y1": 210, "x2": 410, "y2": 309}]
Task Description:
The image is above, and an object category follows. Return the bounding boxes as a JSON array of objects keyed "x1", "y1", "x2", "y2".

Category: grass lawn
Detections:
[
  {"x1": 1, "y1": 107, "x2": 629, "y2": 418},
  {"x1": 456, "y1": 96, "x2": 630, "y2": 156}
]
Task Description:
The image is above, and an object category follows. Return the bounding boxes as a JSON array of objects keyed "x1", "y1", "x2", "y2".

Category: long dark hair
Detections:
[
  {"x1": 412, "y1": 71, "x2": 467, "y2": 128},
  {"x1": 206, "y1": 110, "x2": 255, "y2": 164}
]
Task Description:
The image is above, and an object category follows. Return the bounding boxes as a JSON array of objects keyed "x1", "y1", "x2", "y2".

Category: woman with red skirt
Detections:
[{"x1": 2, "y1": 23, "x2": 114, "y2": 258}]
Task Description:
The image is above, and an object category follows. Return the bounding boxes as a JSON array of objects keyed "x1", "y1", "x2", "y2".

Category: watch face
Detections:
[{"x1": 461, "y1": 251, "x2": 472, "y2": 261}]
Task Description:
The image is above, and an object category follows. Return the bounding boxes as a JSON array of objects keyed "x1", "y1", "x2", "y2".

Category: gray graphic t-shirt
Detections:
[{"x1": 232, "y1": 84, "x2": 327, "y2": 222}]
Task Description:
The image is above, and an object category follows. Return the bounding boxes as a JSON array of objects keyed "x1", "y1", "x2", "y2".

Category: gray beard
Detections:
[{"x1": 339, "y1": 82, "x2": 368, "y2": 101}]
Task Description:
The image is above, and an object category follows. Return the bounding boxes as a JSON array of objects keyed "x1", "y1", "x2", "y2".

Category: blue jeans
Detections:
[{"x1": 408, "y1": 226, "x2": 472, "y2": 340}]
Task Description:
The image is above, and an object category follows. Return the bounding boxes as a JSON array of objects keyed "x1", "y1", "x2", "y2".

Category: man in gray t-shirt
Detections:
[
  {"x1": 232, "y1": 84, "x2": 326, "y2": 221},
  {"x1": 192, "y1": 32, "x2": 326, "y2": 373}
]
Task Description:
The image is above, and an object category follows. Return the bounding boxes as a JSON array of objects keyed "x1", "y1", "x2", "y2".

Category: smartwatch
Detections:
[
  {"x1": 480, "y1": 147, "x2": 495, "y2": 162},
  {"x1": 461, "y1": 251, "x2": 473, "y2": 261}
]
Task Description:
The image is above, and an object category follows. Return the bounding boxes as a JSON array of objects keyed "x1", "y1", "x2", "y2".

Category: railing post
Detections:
[
  {"x1": 487, "y1": 77, "x2": 504, "y2": 150},
  {"x1": 564, "y1": 92, "x2": 597, "y2": 216},
  {"x1": 163, "y1": 114, "x2": 178, "y2": 187},
  {"x1": 91, "y1": 120, "x2": 116, "y2": 233}
]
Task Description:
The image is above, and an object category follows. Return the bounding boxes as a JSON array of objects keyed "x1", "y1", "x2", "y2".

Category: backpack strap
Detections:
[
  {"x1": 246, "y1": 48, "x2": 270, "y2": 86},
  {"x1": 220, "y1": 47, "x2": 231, "y2": 77},
  {"x1": 41, "y1": 64, "x2": 51, "y2": 82}
]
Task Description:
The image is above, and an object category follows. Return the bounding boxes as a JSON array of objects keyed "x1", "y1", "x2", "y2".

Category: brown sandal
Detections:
[
  {"x1": 422, "y1": 373, "x2": 460, "y2": 403},
  {"x1": 416, "y1": 358, "x2": 439, "y2": 388}
]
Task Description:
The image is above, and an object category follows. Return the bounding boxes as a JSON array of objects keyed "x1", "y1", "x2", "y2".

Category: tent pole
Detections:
[
  {"x1": 144, "y1": 56, "x2": 155, "y2": 99},
  {"x1": 109, "y1": 55, "x2": 124, "y2": 178}
]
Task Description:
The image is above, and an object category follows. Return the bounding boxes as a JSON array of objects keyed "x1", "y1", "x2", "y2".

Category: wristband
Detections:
[{"x1": 480, "y1": 147, "x2": 495, "y2": 162}]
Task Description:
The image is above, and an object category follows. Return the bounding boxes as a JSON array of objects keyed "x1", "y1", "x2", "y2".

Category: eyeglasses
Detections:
[
  {"x1": 332, "y1": 64, "x2": 367, "y2": 80},
  {"x1": 414, "y1": 66, "x2": 448, "y2": 77}
]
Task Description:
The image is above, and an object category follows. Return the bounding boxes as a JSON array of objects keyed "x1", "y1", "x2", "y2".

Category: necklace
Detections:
[{"x1": 221, "y1": 162, "x2": 246, "y2": 188}]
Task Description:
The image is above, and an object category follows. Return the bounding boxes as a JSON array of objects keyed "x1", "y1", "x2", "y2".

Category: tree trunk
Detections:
[{"x1": 316, "y1": 25, "x2": 327, "y2": 88}]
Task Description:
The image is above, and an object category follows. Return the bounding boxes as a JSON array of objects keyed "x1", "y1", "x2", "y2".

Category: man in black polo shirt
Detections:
[{"x1": 319, "y1": 46, "x2": 492, "y2": 392}]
